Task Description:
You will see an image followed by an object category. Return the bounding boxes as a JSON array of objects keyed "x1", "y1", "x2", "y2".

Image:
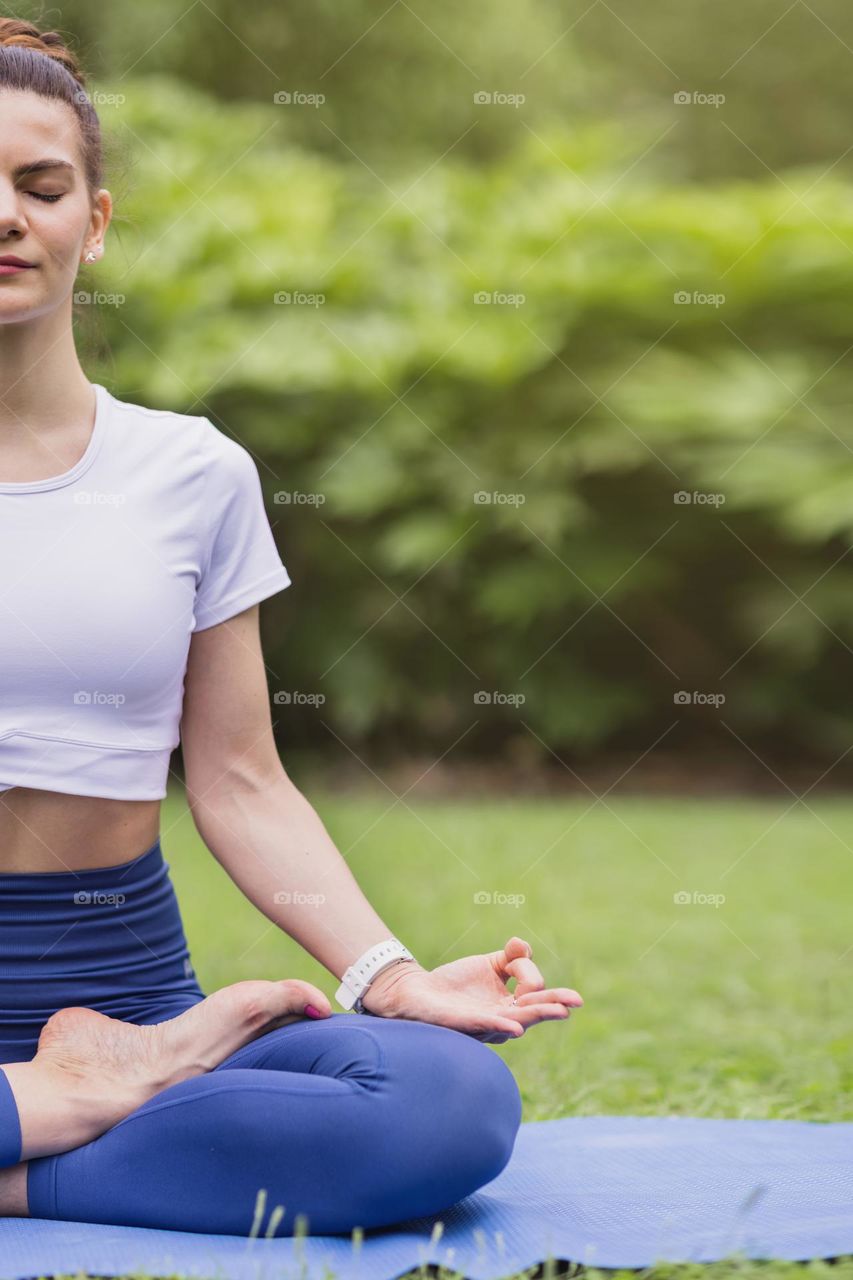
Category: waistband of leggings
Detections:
[{"x1": 0, "y1": 834, "x2": 164, "y2": 891}]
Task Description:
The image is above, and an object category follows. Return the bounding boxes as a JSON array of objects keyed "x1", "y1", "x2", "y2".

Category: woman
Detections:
[{"x1": 0, "y1": 19, "x2": 583, "y2": 1238}]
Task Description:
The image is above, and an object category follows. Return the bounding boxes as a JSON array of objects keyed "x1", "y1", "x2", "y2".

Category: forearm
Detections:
[{"x1": 188, "y1": 771, "x2": 422, "y2": 986}]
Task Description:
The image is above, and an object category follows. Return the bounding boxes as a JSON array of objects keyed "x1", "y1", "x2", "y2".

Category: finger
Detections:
[
  {"x1": 495, "y1": 937, "x2": 545, "y2": 994},
  {"x1": 280, "y1": 979, "x2": 332, "y2": 1016},
  {"x1": 443, "y1": 1012, "x2": 525, "y2": 1041},
  {"x1": 478, "y1": 1000, "x2": 574, "y2": 1040},
  {"x1": 501, "y1": 936, "x2": 533, "y2": 966},
  {"x1": 514, "y1": 986, "x2": 583, "y2": 1007},
  {"x1": 475, "y1": 1004, "x2": 573, "y2": 1041},
  {"x1": 489, "y1": 1020, "x2": 525, "y2": 1038},
  {"x1": 506, "y1": 956, "x2": 546, "y2": 996},
  {"x1": 471, "y1": 1028, "x2": 518, "y2": 1044},
  {"x1": 512, "y1": 1001, "x2": 572, "y2": 1025},
  {"x1": 496, "y1": 1021, "x2": 525, "y2": 1040}
]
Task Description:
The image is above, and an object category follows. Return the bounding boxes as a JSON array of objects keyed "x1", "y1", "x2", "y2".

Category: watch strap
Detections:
[{"x1": 335, "y1": 938, "x2": 415, "y2": 1011}]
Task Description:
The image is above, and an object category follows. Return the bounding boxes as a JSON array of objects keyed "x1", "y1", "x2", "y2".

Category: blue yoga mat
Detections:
[{"x1": 1, "y1": 1115, "x2": 851, "y2": 1279}]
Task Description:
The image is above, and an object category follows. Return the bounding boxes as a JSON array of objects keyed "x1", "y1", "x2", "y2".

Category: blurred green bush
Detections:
[{"x1": 85, "y1": 76, "x2": 853, "y2": 765}]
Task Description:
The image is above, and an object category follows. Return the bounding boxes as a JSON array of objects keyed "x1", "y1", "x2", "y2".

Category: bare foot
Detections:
[{"x1": 1, "y1": 977, "x2": 331, "y2": 1164}]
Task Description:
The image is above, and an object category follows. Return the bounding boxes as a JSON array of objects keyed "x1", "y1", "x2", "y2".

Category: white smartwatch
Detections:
[{"x1": 335, "y1": 937, "x2": 416, "y2": 1013}]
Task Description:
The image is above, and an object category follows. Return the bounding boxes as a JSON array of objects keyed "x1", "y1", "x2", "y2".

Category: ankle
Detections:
[
  {"x1": 61, "y1": 1064, "x2": 145, "y2": 1132},
  {"x1": 2, "y1": 1060, "x2": 125, "y2": 1160}
]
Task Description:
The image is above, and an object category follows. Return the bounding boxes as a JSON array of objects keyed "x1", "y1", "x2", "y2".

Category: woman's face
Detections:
[{"x1": 0, "y1": 88, "x2": 110, "y2": 324}]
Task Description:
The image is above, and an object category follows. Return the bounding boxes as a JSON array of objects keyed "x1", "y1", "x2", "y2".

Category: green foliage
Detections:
[{"x1": 83, "y1": 77, "x2": 853, "y2": 763}]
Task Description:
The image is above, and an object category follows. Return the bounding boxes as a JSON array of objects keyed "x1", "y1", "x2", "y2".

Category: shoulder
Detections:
[
  {"x1": 102, "y1": 386, "x2": 258, "y2": 487},
  {"x1": 102, "y1": 384, "x2": 207, "y2": 464},
  {"x1": 197, "y1": 416, "x2": 259, "y2": 473},
  {"x1": 195, "y1": 418, "x2": 266, "y2": 511}
]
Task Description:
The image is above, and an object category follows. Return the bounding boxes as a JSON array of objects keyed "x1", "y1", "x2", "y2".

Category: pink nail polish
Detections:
[{"x1": 304, "y1": 1004, "x2": 322, "y2": 1019}]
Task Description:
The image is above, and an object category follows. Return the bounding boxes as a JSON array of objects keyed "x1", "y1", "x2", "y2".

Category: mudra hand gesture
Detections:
[{"x1": 358, "y1": 935, "x2": 583, "y2": 1044}]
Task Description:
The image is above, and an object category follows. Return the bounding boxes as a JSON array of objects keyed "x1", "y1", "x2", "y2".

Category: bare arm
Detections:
[
  {"x1": 180, "y1": 604, "x2": 582, "y2": 1041},
  {"x1": 180, "y1": 604, "x2": 424, "y2": 992}
]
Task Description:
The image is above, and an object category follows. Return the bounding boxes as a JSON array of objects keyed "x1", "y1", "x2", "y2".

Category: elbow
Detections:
[{"x1": 185, "y1": 755, "x2": 296, "y2": 819}]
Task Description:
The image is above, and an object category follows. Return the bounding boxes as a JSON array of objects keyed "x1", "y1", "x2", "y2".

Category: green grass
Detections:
[{"x1": 38, "y1": 787, "x2": 853, "y2": 1279}]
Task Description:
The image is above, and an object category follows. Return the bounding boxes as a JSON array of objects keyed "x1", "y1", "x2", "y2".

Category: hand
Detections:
[{"x1": 359, "y1": 935, "x2": 583, "y2": 1044}]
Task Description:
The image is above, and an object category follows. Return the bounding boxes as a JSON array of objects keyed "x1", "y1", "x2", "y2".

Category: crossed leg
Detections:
[{"x1": 23, "y1": 1013, "x2": 522, "y2": 1236}]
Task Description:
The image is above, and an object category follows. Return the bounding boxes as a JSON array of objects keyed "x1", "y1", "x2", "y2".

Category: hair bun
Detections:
[{"x1": 0, "y1": 18, "x2": 85, "y2": 87}]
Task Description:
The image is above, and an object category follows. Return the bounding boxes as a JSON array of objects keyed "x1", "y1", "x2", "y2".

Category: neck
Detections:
[{"x1": 0, "y1": 305, "x2": 91, "y2": 436}]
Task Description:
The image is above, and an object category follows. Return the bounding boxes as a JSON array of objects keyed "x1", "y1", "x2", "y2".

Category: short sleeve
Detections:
[{"x1": 192, "y1": 422, "x2": 292, "y2": 632}]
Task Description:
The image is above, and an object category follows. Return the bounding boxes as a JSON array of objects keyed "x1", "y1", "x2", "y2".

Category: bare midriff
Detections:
[{"x1": 0, "y1": 787, "x2": 161, "y2": 873}]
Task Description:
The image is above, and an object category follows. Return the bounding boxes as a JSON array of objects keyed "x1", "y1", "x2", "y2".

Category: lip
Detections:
[{"x1": 0, "y1": 257, "x2": 35, "y2": 277}]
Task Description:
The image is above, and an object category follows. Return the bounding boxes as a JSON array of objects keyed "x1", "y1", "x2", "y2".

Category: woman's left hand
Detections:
[{"x1": 358, "y1": 935, "x2": 583, "y2": 1043}]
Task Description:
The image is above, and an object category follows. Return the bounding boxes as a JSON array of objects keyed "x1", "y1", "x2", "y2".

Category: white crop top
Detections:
[{"x1": 0, "y1": 382, "x2": 292, "y2": 800}]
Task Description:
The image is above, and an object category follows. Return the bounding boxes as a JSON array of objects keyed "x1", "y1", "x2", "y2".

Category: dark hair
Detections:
[{"x1": 0, "y1": 18, "x2": 102, "y2": 199}]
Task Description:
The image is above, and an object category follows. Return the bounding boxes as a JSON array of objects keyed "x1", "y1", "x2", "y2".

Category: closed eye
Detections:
[{"x1": 27, "y1": 192, "x2": 65, "y2": 203}]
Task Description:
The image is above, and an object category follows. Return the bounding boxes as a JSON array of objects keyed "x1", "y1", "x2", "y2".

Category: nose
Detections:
[
  {"x1": 0, "y1": 212, "x2": 26, "y2": 236},
  {"x1": 0, "y1": 184, "x2": 28, "y2": 240},
  {"x1": 0, "y1": 218, "x2": 26, "y2": 242}
]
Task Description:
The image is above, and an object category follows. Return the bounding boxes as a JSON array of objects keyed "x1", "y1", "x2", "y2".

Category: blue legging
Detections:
[{"x1": 0, "y1": 837, "x2": 522, "y2": 1236}]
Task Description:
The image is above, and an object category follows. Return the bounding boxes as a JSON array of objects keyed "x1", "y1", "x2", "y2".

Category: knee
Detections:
[
  {"x1": 455, "y1": 1034, "x2": 522, "y2": 1179},
  {"x1": 412, "y1": 1025, "x2": 523, "y2": 1190},
  {"x1": 321, "y1": 1020, "x2": 523, "y2": 1229}
]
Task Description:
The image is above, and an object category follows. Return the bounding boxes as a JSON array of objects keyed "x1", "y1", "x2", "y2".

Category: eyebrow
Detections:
[{"x1": 12, "y1": 159, "x2": 75, "y2": 178}]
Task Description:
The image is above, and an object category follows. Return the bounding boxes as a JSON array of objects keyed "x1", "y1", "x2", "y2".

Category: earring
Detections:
[{"x1": 85, "y1": 250, "x2": 97, "y2": 262}]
